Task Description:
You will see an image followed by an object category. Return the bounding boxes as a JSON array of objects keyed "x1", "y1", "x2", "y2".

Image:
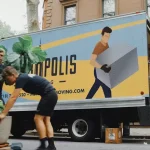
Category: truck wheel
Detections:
[
  {"x1": 68, "y1": 118, "x2": 95, "y2": 142},
  {"x1": 11, "y1": 128, "x2": 26, "y2": 138}
]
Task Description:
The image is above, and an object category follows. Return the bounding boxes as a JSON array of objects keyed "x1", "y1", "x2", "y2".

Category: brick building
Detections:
[{"x1": 42, "y1": 0, "x2": 148, "y2": 29}]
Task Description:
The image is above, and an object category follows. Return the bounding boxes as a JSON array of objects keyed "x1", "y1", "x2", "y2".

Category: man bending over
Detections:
[{"x1": 0, "y1": 66, "x2": 58, "y2": 150}]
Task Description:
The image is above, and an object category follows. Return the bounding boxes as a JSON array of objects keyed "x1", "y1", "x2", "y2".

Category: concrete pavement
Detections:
[{"x1": 8, "y1": 138, "x2": 150, "y2": 150}]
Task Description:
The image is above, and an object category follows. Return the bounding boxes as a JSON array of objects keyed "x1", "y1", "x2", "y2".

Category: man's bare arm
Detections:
[
  {"x1": 2, "y1": 88, "x2": 22, "y2": 115},
  {"x1": 90, "y1": 54, "x2": 102, "y2": 68}
]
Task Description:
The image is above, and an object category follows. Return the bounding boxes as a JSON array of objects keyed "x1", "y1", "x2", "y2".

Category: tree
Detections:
[
  {"x1": 0, "y1": 20, "x2": 16, "y2": 39},
  {"x1": 26, "y1": 0, "x2": 40, "y2": 32}
]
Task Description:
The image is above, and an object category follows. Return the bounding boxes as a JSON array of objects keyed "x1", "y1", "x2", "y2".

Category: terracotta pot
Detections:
[{"x1": 0, "y1": 116, "x2": 12, "y2": 144}]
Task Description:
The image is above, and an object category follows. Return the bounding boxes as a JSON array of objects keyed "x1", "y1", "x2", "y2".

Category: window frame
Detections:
[
  {"x1": 64, "y1": 4, "x2": 76, "y2": 25},
  {"x1": 102, "y1": 0, "x2": 116, "y2": 18},
  {"x1": 61, "y1": 0, "x2": 78, "y2": 25}
]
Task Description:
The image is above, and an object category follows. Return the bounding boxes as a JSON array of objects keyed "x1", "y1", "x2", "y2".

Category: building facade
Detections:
[{"x1": 42, "y1": 0, "x2": 148, "y2": 29}]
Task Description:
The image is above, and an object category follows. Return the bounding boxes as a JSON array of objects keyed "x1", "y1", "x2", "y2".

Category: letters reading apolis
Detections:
[{"x1": 31, "y1": 54, "x2": 77, "y2": 77}]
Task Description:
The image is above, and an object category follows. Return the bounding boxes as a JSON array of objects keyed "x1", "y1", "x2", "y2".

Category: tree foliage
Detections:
[{"x1": 0, "y1": 20, "x2": 16, "y2": 39}]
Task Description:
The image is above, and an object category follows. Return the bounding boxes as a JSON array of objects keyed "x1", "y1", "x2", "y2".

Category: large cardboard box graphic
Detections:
[{"x1": 96, "y1": 43, "x2": 139, "y2": 88}]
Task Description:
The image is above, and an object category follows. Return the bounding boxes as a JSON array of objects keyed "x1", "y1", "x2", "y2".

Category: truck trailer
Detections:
[{"x1": 0, "y1": 11, "x2": 150, "y2": 142}]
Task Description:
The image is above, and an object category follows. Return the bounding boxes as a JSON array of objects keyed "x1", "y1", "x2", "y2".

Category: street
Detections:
[
  {"x1": 8, "y1": 136, "x2": 150, "y2": 150},
  {"x1": 6, "y1": 128, "x2": 150, "y2": 150}
]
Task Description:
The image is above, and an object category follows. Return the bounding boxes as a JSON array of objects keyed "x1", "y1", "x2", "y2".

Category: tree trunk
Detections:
[{"x1": 26, "y1": 0, "x2": 40, "y2": 32}]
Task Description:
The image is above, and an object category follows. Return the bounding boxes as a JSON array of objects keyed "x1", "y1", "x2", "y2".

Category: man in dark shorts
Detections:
[{"x1": 0, "y1": 66, "x2": 58, "y2": 150}]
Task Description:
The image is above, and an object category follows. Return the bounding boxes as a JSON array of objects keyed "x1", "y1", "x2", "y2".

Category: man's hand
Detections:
[
  {"x1": 0, "y1": 113, "x2": 6, "y2": 122},
  {"x1": 101, "y1": 64, "x2": 111, "y2": 73},
  {"x1": 1, "y1": 89, "x2": 22, "y2": 116}
]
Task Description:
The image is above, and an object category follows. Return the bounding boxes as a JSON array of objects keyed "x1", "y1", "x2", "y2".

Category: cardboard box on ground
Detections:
[
  {"x1": 96, "y1": 43, "x2": 139, "y2": 89},
  {"x1": 105, "y1": 128, "x2": 122, "y2": 144}
]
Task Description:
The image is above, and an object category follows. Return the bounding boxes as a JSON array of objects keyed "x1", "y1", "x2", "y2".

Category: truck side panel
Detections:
[{"x1": 0, "y1": 12, "x2": 149, "y2": 103}]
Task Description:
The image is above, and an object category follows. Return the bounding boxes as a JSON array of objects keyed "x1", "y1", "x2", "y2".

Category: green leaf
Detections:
[
  {"x1": 7, "y1": 52, "x2": 20, "y2": 63},
  {"x1": 12, "y1": 42, "x2": 24, "y2": 54},
  {"x1": 20, "y1": 55, "x2": 25, "y2": 72},
  {"x1": 27, "y1": 62, "x2": 32, "y2": 73},
  {"x1": 18, "y1": 35, "x2": 32, "y2": 52},
  {"x1": 3, "y1": 59, "x2": 9, "y2": 66},
  {"x1": 11, "y1": 58, "x2": 21, "y2": 72},
  {"x1": 31, "y1": 47, "x2": 47, "y2": 62},
  {"x1": 3, "y1": 54, "x2": 8, "y2": 63},
  {"x1": 20, "y1": 55, "x2": 24, "y2": 70},
  {"x1": 25, "y1": 56, "x2": 31, "y2": 73},
  {"x1": 28, "y1": 51, "x2": 40, "y2": 64},
  {"x1": 20, "y1": 54, "x2": 32, "y2": 73}
]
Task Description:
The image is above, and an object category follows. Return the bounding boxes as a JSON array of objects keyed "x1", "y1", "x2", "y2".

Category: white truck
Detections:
[{"x1": 0, "y1": 11, "x2": 150, "y2": 142}]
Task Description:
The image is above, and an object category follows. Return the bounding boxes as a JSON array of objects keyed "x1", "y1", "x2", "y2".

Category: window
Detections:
[
  {"x1": 103, "y1": 0, "x2": 115, "y2": 18},
  {"x1": 64, "y1": 5, "x2": 76, "y2": 25},
  {"x1": 147, "y1": 0, "x2": 150, "y2": 17}
]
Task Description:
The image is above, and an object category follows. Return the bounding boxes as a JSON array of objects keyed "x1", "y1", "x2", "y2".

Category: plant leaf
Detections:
[
  {"x1": 27, "y1": 62, "x2": 32, "y2": 74},
  {"x1": 20, "y1": 55, "x2": 25, "y2": 72},
  {"x1": 11, "y1": 58, "x2": 21, "y2": 72},
  {"x1": 28, "y1": 51, "x2": 40, "y2": 64},
  {"x1": 31, "y1": 47, "x2": 47, "y2": 62},
  {"x1": 3, "y1": 54, "x2": 8, "y2": 64},
  {"x1": 12, "y1": 42, "x2": 24, "y2": 54},
  {"x1": 25, "y1": 56, "x2": 31, "y2": 73},
  {"x1": 7, "y1": 53, "x2": 20, "y2": 63},
  {"x1": 18, "y1": 35, "x2": 32, "y2": 52},
  {"x1": 20, "y1": 54, "x2": 32, "y2": 73},
  {"x1": 20, "y1": 55, "x2": 24, "y2": 71}
]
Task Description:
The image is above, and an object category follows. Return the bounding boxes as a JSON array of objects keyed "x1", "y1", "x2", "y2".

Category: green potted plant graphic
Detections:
[{"x1": 1, "y1": 35, "x2": 47, "y2": 73}]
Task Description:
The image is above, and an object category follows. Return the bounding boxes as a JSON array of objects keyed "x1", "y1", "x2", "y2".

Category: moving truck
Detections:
[{"x1": 0, "y1": 11, "x2": 150, "y2": 142}]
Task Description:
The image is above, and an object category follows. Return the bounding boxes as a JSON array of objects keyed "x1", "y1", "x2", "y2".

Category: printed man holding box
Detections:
[{"x1": 86, "y1": 26, "x2": 112, "y2": 99}]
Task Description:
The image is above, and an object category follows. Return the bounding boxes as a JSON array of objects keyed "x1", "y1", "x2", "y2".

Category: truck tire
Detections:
[
  {"x1": 68, "y1": 118, "x2": 95, "y2": 142},
  {"x1": 11, "y1": 128, "x2": 26, "y2": 138}
]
